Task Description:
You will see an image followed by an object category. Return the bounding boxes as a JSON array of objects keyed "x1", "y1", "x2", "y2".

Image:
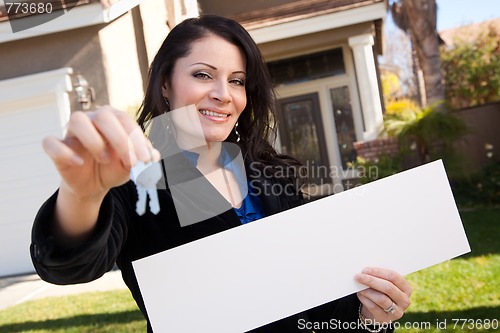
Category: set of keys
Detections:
[{"x1": 130, "y1": 161, "x2": 162, "y2": 216}]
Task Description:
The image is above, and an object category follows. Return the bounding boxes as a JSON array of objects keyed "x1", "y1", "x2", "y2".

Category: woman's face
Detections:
[{"x1": 162, "y1": 34, "x2": 247, "y2": 144}]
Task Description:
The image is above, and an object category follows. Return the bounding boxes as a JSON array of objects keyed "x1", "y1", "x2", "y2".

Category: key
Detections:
[
  {"x1": 146, "y1": 186, "x2": 160, "y2": 214},
  {"x1": 130, "y1": 161, "x2": 162, "y2": 215},
  {"x1": 135, "y1": 186, "x2": 148, "y2": 216}
]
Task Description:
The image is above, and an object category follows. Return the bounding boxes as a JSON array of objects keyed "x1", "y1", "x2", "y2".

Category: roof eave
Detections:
[
  {"x1": 0, "y1": 0, "x2": 143, "y2": 44},
  {"x1": 247, "y1": 1, "x2": 387, "y2": 45}
]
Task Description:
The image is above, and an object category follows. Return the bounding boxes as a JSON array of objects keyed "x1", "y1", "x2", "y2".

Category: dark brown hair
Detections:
[{"x1": 137, "y1": 15, "x2": 303, "y2": 185}]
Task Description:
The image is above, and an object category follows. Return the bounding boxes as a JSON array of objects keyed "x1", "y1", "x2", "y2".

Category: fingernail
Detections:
[
  {"x1": 362, "y1": 268, "x2": 372, "y2": 274},
  {"x1": 125, "y1": 149, "x2": 138, "y2": 166},
  {"x1": 99, "y1": 150, "x2": 110, "y2": 163},
  {"x1": 142, "y1": 145, "x2": 154, "y2": 161},
  {"x1": 71, "y1": 155, "x2": 84, "y2": 166},
  {"x1": 152, "y1": 148, "x2": 161, "y2": 162},
  {"x1": 356, "y1": 273, "x2": 368, "y2": 282}
]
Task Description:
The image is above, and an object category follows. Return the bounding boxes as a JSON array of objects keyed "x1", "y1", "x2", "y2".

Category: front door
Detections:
[{"x1": 276, "y1": 93, "x2": 331, "y2": 185}]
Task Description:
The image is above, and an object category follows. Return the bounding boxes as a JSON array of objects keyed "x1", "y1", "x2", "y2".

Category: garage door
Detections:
[{"x1": 0, "y1": 68, "x2": 72, "y2": 277}]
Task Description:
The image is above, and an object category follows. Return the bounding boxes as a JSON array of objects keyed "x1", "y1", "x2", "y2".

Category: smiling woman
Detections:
[
  {"x1": 163, "y1": 35, "x2": 247, "y2": 144},
  {"x1": 30, "y1": 15, "x2": 412, "y2": 333}
]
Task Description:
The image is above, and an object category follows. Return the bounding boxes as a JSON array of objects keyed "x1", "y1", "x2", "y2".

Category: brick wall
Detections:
[{"x1": 353, "y1": 137, "x2": 399, "y2": 161}]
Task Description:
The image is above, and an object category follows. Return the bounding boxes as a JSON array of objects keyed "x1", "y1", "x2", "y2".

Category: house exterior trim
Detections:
[
  {"x1": 0, "y1": 0, "x2": 143, "y2": 44},
  {"x1": 348, "y1": 33, "x2": 384, "y2": 140},
  {"x1": 248, "y1": 2, "x2": 386, "y2": 44},
  {"x1": 0, "y1": 67, "x2": 73, "y2": 105}
]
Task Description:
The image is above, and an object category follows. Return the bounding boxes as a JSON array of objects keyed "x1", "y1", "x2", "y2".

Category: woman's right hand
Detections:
[{"x1": 42, "y1": 105, "x2": 160, "y2": 201}]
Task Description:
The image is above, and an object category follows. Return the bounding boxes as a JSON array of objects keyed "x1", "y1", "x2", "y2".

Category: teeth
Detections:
[{"x1": 199, "y1": 110, "x2": 228, "y2": 118}]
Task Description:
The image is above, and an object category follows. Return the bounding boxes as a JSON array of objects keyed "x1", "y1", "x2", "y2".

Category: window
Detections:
[
  {"x1": 267, "y1": 48, "x2": 345, "y2": 86},
  {"x1": 330, "y1": 86, "x2": 357, "y2": 169}
]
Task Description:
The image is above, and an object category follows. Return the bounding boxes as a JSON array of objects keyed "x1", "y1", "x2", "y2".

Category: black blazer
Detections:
[{"x1": 31, "y1": 154, "x2": 386, "y2": 332}]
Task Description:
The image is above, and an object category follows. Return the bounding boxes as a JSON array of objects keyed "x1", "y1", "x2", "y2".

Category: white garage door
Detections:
[{"x1": 0, "y1": 68, "x2": 72, "y2": 277}]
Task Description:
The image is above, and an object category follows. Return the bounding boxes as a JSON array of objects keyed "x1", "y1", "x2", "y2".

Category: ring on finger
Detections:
[{"x1": 384, "y1": 301, "x2": 396, "y2": 314}]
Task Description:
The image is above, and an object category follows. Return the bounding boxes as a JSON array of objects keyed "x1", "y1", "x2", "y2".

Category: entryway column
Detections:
[
  {"x1": 348, "y1": 34, "x2": 384, "y2": 141},
  {"x1": 166, "y1": 0, "x2": 199, "y2": 27}
]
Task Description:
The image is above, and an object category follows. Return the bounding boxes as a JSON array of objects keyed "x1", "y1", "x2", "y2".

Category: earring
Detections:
[
  {"x1": 163, "y1": 97, "x2": 170, "y2": 111},
  {"x1": 164, "y1": 111, "x2": 175, "y2": 137},
  {"x1": 234, "y1": 122, "x2": 241, "y2": 143}
]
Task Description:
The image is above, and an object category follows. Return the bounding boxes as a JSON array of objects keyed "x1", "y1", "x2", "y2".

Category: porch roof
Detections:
[
  {"x1": 230, "y1": 0, "x2": 386, "y2": 54},
  {"x1": 230, "y1": 0, "x2": 385, "y2": 30}
]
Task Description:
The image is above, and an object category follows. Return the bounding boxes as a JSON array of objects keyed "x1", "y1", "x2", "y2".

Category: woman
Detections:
[{"x1": 32, "y1": 15, "x2": 412, "y2": 332}]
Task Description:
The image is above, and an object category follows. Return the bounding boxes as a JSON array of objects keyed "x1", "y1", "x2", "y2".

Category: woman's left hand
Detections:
[{"x1": 355, "y1": 267, "x2": 412, "y2": 324}]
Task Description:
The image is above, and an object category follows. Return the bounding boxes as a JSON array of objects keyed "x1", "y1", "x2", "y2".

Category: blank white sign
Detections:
[{"x1": 133, "y1": 160, "x2": 470, "y2": 332}]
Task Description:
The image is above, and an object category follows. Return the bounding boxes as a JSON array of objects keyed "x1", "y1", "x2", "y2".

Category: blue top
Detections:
[
  {"x1": 181, "y1": 148, "x2": 265, "y2": 224},
  {"x1": 233, "y1": 182, "x2": 265, "y2": 224}
]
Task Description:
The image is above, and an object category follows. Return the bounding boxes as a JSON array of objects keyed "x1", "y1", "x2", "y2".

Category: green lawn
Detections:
[
  {"x1": 0, "y1": 208, "x2": 498, "y2": 333},
  {"x1": 397, "y1": 207, "x2": 500, "y2": 332},
  {"x1": 0, "y1": 290, "x2": 145, "y2": 332}
]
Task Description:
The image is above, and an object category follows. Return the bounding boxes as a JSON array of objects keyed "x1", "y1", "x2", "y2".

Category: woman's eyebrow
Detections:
[
  {"x1": 190, "y1": 62, "x2": 217, "y2": 69},
  {"x1": 190, "y1": 62, "x2": 246, "y2": 75}
]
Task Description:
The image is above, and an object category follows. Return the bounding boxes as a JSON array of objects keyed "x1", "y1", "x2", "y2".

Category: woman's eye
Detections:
[
  {"x1": 193, "y1": 72, "x2": 211, "y2": 80},
  {"x1": 230, "y1": 78, "x2": 246, "y2": 86}
]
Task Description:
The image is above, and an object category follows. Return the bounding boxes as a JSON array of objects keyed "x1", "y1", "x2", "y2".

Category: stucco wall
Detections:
[
  {"x1": 0, "y1": 9, "x2": 158, "y2": 113},
  {"x1": 0, "y1": 24, "x2": 109, "y2": 111},
  {"x1": 455, "y1": 102, "x2": 500, "y2": 172},
  {"x1": 98, "y1": 12, "x2": 144, "y2": 112},
  {"x1": 139, "y1": 0, "x2": 170, "y2": 65}
]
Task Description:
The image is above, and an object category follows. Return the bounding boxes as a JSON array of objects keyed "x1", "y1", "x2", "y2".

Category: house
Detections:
[
  {"x1": 200, "y1": 0, "x2": 387, "y2": 193},
  {"x1": 440, "y1": 18, "x2": 500, "y2": 47},
  {"x1": 0, "y1": 0, "x2": 387, "y2": 276},
  {"x1": 0, "y1": 0, "x2": 198, "y2": 277}
]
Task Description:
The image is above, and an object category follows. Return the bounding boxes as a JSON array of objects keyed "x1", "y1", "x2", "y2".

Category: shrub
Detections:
[
  {"x1": 452, "y1": 159, "x2": 500, "y2": 208},
  {"x1": 441, "y1": 23, "x2": 500, "y2": 109},
  {"x1": 383, "y1": 102, "x2": 467, "y2": 165},
  {"x1": 348, "y1": 154, "x2": 402, "y2": 184},
  {"x1": 384, "y1": 98, "x2": 420, "y2": 116}
]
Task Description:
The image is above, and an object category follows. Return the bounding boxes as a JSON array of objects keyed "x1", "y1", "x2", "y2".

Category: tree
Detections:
[
  {"x1": 441, "y1": 23, "x2": 500, "y2": 109},
  {"x1": 390, "y1": 0, "x2": 445, "y2": 109},
  {"x1": 379, "y1": 27, "x2": 416, "y2": 99}
]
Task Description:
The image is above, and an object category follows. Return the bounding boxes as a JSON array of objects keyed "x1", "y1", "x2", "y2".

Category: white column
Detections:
[
  {"x1": 166, "y1": 0, "x2": 199, "y2": 27},
  {"x1": 348, "y1": 34, "x2": 384, "y2": 141}
]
